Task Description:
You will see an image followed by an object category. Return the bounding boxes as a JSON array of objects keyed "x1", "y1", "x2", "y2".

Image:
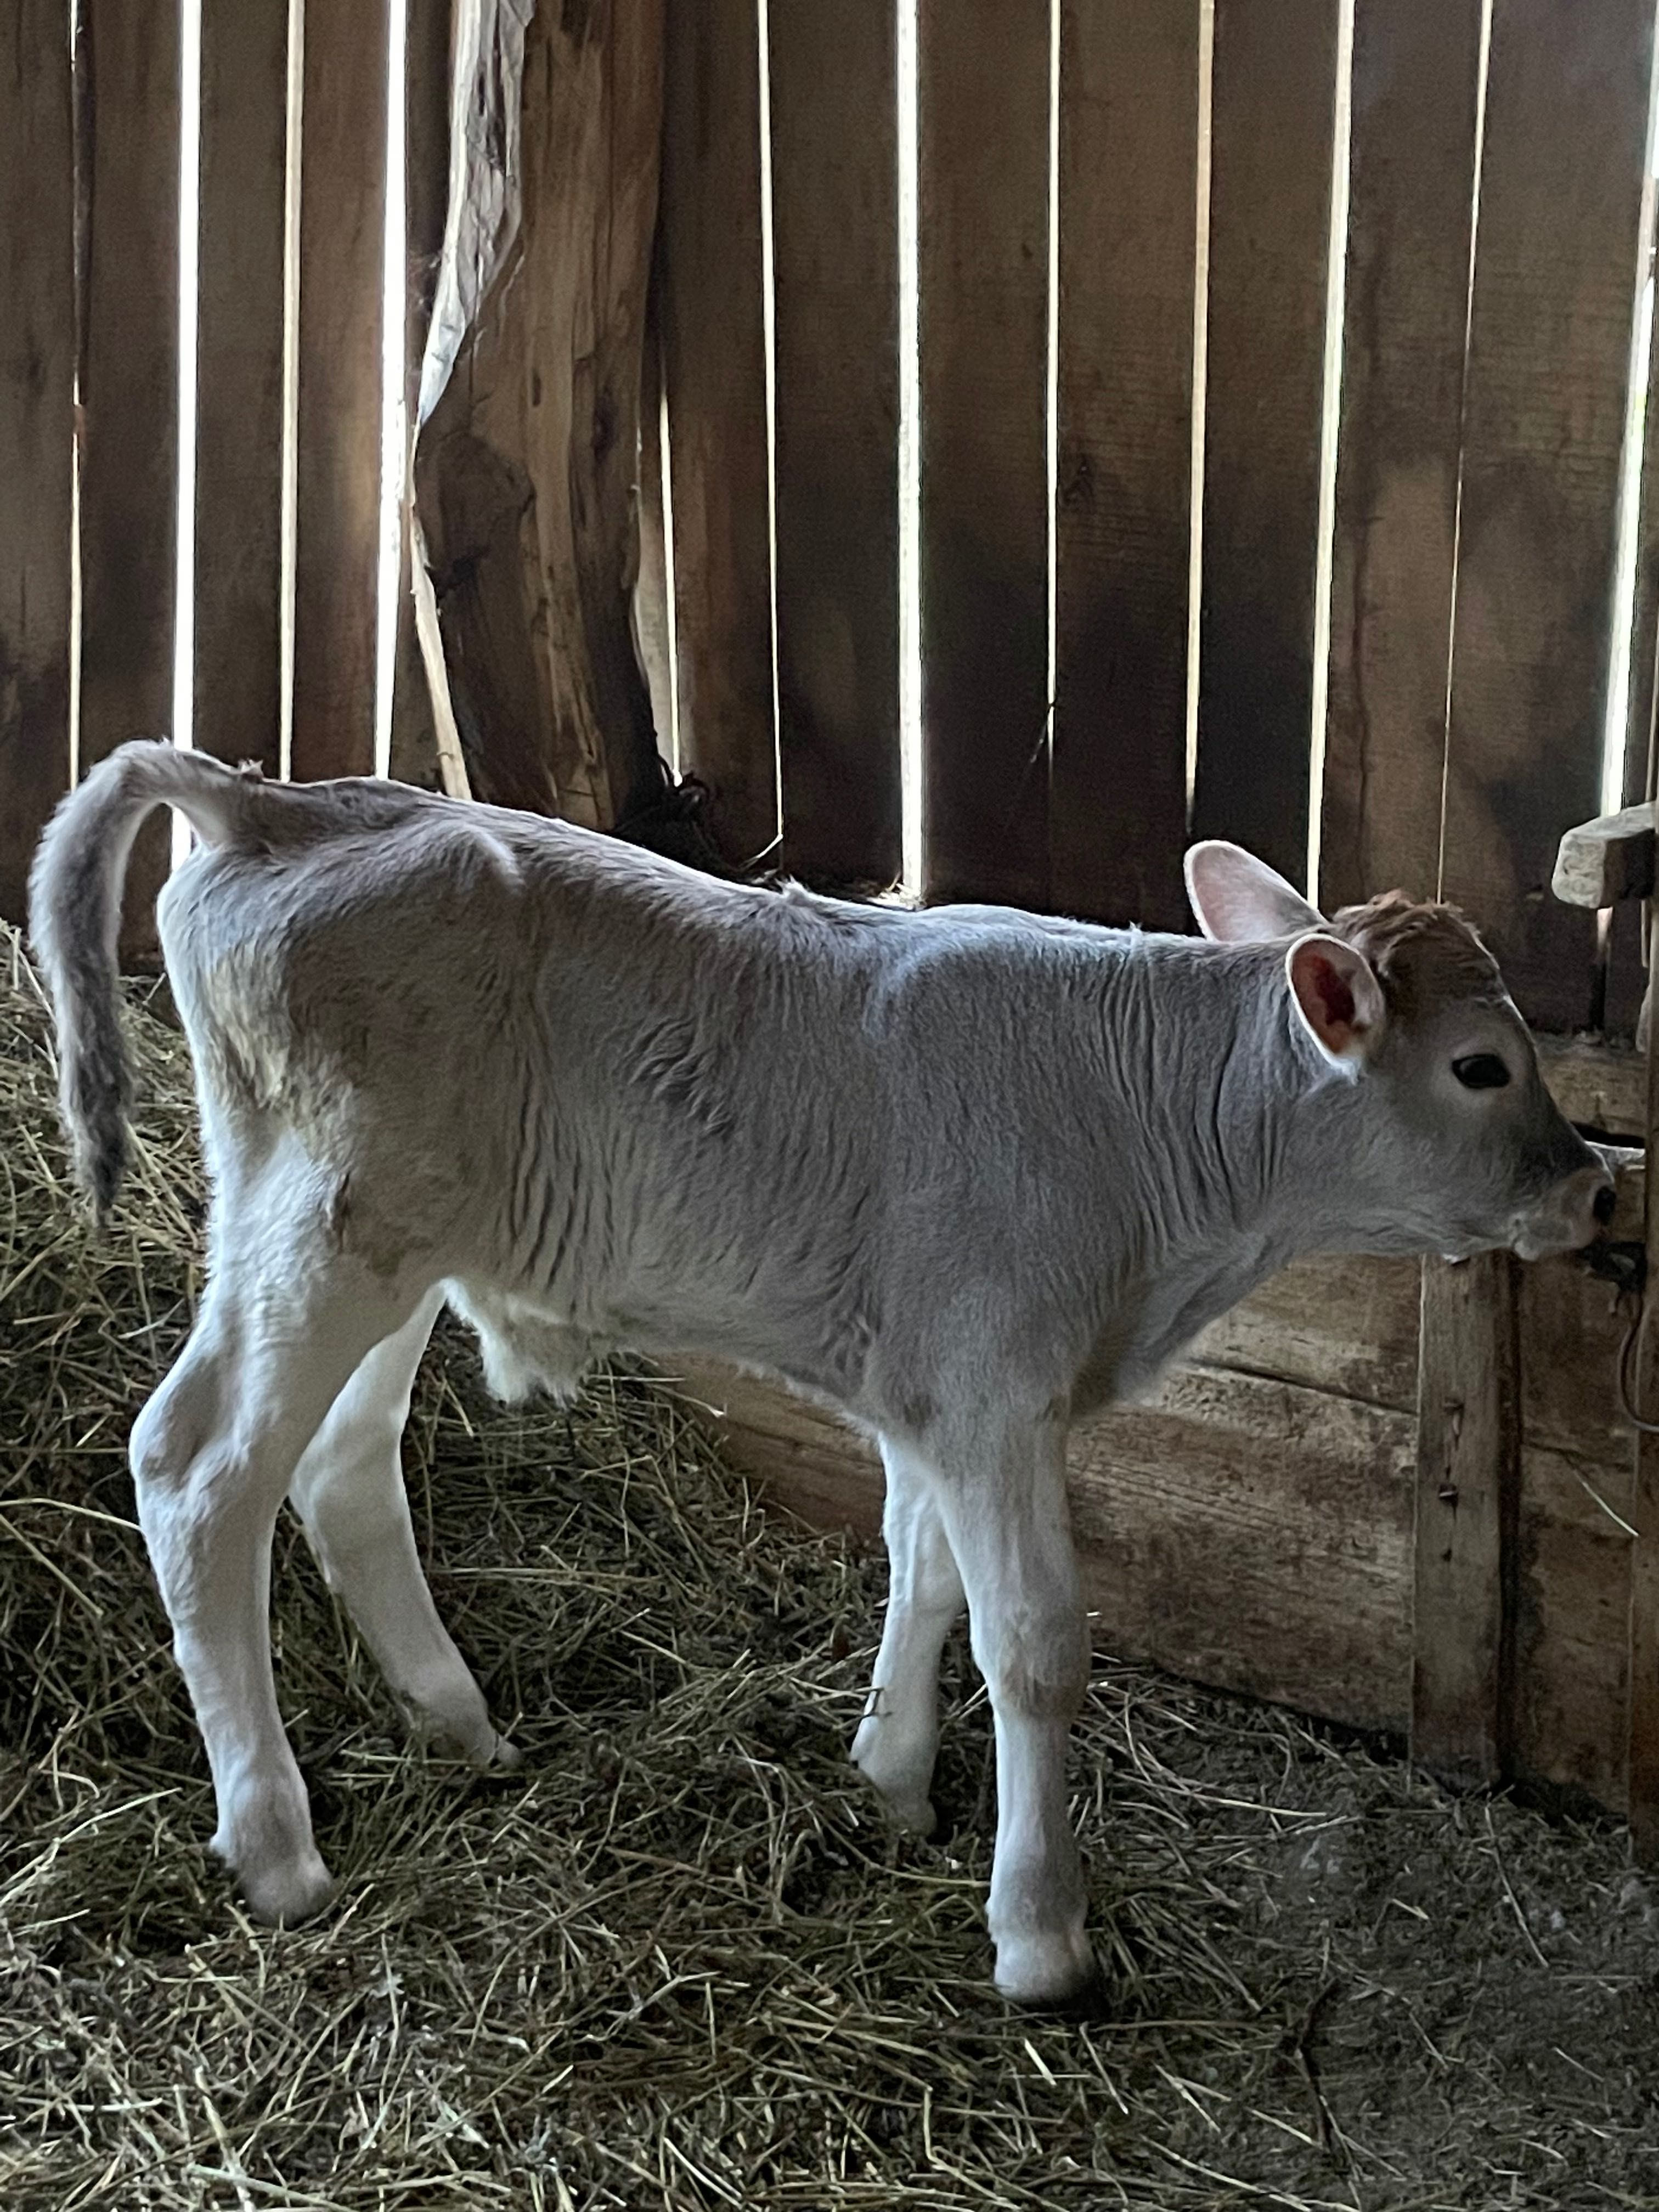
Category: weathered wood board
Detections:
[
  {"x1": 1318, "y1": 0, "x2": 1483, "y2": 916},
  {"x1": 1051, "y1": 0, "x2": 1198, "y2": 934},
  {"x1": 290, "y1": 0, "x2": 388, "y2": 782},
  {"x1": 76, "y1": 0, "x2": 182, "y2": 959},
  {"x1": 0, "y1": 0, "x2": 75, "y2": 927},
  {"x1": 1440, "y1": 0, "x2": 1654, "y2": 1031},
  {"x1": 194, "y1": 0, "x2": 287, "y2": 779},
  {"x1": 657, "y1": 0, "x2": 777, "y2": 867},
  {"x1": 917, "y1": 0, "x2": 1051, "y2": 909},
  {"x1": 1191, "y1": 0, "x2": 1338, "y2": 890},
  {"x1": 769, "y1": 0, "x2": 901, "y2": 891}
]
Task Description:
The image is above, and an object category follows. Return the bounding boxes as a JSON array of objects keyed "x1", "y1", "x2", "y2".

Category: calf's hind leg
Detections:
[
  {"x1": 851, "y1": 1437, "x2": 965, "y2": 1833},
  {"x1": 287, "y1": 1284, "x2": 520, "y2": 1769},
  {"x1": 131, "y1": 1247, "x2": 425, "y2": 1925}
]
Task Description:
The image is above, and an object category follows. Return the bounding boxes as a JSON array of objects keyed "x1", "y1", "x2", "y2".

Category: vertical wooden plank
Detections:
[
  {"x1": 290, "y1": 0, "x2": 388, "y2": 781},
  {"x1": 658, "y1": 0, "x2": 777, "y2": 867},
  {"x1": 1051, "y1": 0, "x2": 1197, "y2": 933},
  {"x1": 193, "y1": 0, "x2": 287, "y2": 778},
  {"x1": 1441, "y1": 0, "x2": 1653, "y2": 1032},
  {"x1": 1190, "y1": 0, "x2": 1338, "y2": 892},
  {"x1": 918, "y1": 0, "x2": 1051, "y2": 910},
  {"x1": 0, "y1": 0, "x2": 75, "y2": 925},
  {"x1": 769, "y1": 0, "x2": 900, "y2": 891},
  {"x1": 76, "y1": 0, "x2": 180, "y2": 958},
  {"x1": 1629, "y1": 926, "x2": 1659, "y2": 1857},
  {"x1": 390, "y1": 0, "x2": 453, "y2": 791},
  {"x1": 1318, "y1": 0, "x2": 1483, "y2": 916},
  {"x1": 1412, "y1": 1252, "x2": 1520, "y2": 1786}
]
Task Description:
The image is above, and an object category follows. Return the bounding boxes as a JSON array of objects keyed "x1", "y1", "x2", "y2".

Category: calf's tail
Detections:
[{"x1": 28, "y1": 738, "x2": 267, "y2": 1215}]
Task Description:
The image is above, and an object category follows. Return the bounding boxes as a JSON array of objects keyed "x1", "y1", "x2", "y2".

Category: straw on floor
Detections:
[{"x1": 3, "y1": 919, "x2": 1657, "y2": 2211}]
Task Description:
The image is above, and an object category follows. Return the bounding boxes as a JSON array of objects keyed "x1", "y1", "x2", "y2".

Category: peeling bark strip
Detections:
[
  {"x1": 414, "y1": 0, "x2": 668, "y2": 838},
  {"x1": 0, "y1": 0, "x2": 75, "y2": 927}
]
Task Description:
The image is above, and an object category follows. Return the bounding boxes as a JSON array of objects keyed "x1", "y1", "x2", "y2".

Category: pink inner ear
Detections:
[{"x1": 1305, "y1": 953, "x2": 1356, "y2": 1034}]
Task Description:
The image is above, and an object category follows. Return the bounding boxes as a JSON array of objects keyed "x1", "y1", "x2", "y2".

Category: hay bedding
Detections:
[{"x1": 2, "y1": 924, "x2": 1657, "y2": 2212}]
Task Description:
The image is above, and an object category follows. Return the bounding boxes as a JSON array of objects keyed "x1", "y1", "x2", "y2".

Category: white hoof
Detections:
[
  {"x1": 992, "y1": 1923, "x2": 1099, "y2": 2008},
  {"x1": 850, "y1": 1723, "x2": 938, "y2": 1835},
  {"x1": 230, "y1": 1841, "x2": 336, "y2": 1927},
  {"x1": 486, "y1": 1731, "x2": 523, "y2": 1772}
]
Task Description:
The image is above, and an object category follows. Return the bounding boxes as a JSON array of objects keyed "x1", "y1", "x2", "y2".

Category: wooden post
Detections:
[
  {"x1": 0, "y1": 0, "x2": 75, "y2": 926},
  {"x1": 418, "y1": 0, "x2": 666, "y2": 836},
  {"x1": 1412, "y1": 1252, "x2": 1521, "y2": 1785}
]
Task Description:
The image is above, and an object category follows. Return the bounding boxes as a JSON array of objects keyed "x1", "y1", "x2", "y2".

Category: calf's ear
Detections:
[
  {"x1": 1285, "y1": 933, "x2": 1387, "y2": 1068},
  {"x1": 1186, "y1": 841, "x2": 1324, "y2": 942}
]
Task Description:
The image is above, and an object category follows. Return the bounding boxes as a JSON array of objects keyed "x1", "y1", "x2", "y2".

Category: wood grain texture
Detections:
[
  {"x1": 290, "y1": 0, "x2": 388, "y2": 781},
  {"x1": 193, "y1": 0, "x2": 287, "y2": 777},
  {"x1": 769, "y1": 0, "x2": 900, "y2": 890},
  {"x1": 1190, "y1": 0, "x2": 1338, "y2": 891},
  {"x1": 680, "y1": 1355, "x2": 1414, "y2": 1736},
  {"x1": 1536, "y1": 1034, "x2": 1647, "y2": 1140},
  {"x1": 1630, "y1": 973, "x2": 1659, "y2": 1858},
  {"x1": 1318, "y1": 0, "x2": 1483, "y2": 915},
  {"x1": 657, "y1": 0, "x2": 777, "y2": 866},
  {"x1": 76, "y1": 0, "x2": 180, "y2": 958},
  {"x1": 419, "y1": 0, "x2": 666, "y2": 834},
  {"x1": 918, "y1": 0, "x2": 1051, "y2": 909},
  {"x1": 1050, "y1": 0, "x2": 1197, "y2": 932},
  {"x1": 1441, "y1": 0, "x2": 1654, "y2": 1031},
  {"x1": 0, "y1": 0, "x2": 75, "y2": 924},
  {"x1": 1190, "y1": 1251, "x2": 1420, "y2": 1413},
  {"x1": 390, "y1": 0, "x2": 453, "y2": 793},
  {"x1": 1412, "y1": 1252, "x2": 1520, "y2": 1786}
]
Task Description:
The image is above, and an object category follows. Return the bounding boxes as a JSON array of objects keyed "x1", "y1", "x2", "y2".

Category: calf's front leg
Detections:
[{"x1": 929, "y1": 1406, "x2": 1095, "y2": 2005}]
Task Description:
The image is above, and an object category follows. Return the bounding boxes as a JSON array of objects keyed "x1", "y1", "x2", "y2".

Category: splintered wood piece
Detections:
[{"x1": 1551, "y1": 804, "x2": 1656, "y2": 911}]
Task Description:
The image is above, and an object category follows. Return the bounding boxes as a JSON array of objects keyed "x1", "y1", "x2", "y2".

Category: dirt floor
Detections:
[{"x1": 3, "y1": 931, "x2": 1659, "y2": 2211}]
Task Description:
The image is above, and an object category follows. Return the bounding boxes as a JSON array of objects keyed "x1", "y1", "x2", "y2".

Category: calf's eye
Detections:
[{"x1": 1452, "y1": 1052, "x2": 1510, "y2": 1091}]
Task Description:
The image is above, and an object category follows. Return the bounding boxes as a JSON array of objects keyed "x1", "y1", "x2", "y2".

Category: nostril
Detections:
[{"x1": 1593, "y1": 1181, "x2": 1617, "y2": 1227}]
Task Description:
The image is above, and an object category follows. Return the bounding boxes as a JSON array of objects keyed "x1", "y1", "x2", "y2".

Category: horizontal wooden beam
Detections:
[{"x1": 1553, "y1": 802, "x2": 1656, "y2": 909}]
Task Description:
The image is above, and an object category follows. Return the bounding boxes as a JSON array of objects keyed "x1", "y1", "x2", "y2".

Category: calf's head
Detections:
[{"x1": 1184, "y1": 842, "x2": 1613, "y2": 1261}]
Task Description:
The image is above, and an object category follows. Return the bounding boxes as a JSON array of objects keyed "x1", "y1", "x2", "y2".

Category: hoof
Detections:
[
  {"x1": 234, "y1": 1845, "x2": 336, "y2": 1928},
  {"x1": 992, "y1": 1927, "x2": 1101, "y2": 2010},
  {"x1": 485, "y1": 1731, "x2": 523, "y2": 1772},
  {"x1": 850, "y1": 1757, "x2": 938, "y2": 1838}
]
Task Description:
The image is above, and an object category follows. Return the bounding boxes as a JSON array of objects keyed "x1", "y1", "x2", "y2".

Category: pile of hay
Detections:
[{"x1": 3, "y1": 921, "x2": 1658, "y2": 2211}]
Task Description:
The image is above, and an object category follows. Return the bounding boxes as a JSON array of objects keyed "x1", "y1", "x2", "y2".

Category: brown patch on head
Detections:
[{"x1": 1329, "y1": 890, "x2": 1507, "y2": 1019}]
